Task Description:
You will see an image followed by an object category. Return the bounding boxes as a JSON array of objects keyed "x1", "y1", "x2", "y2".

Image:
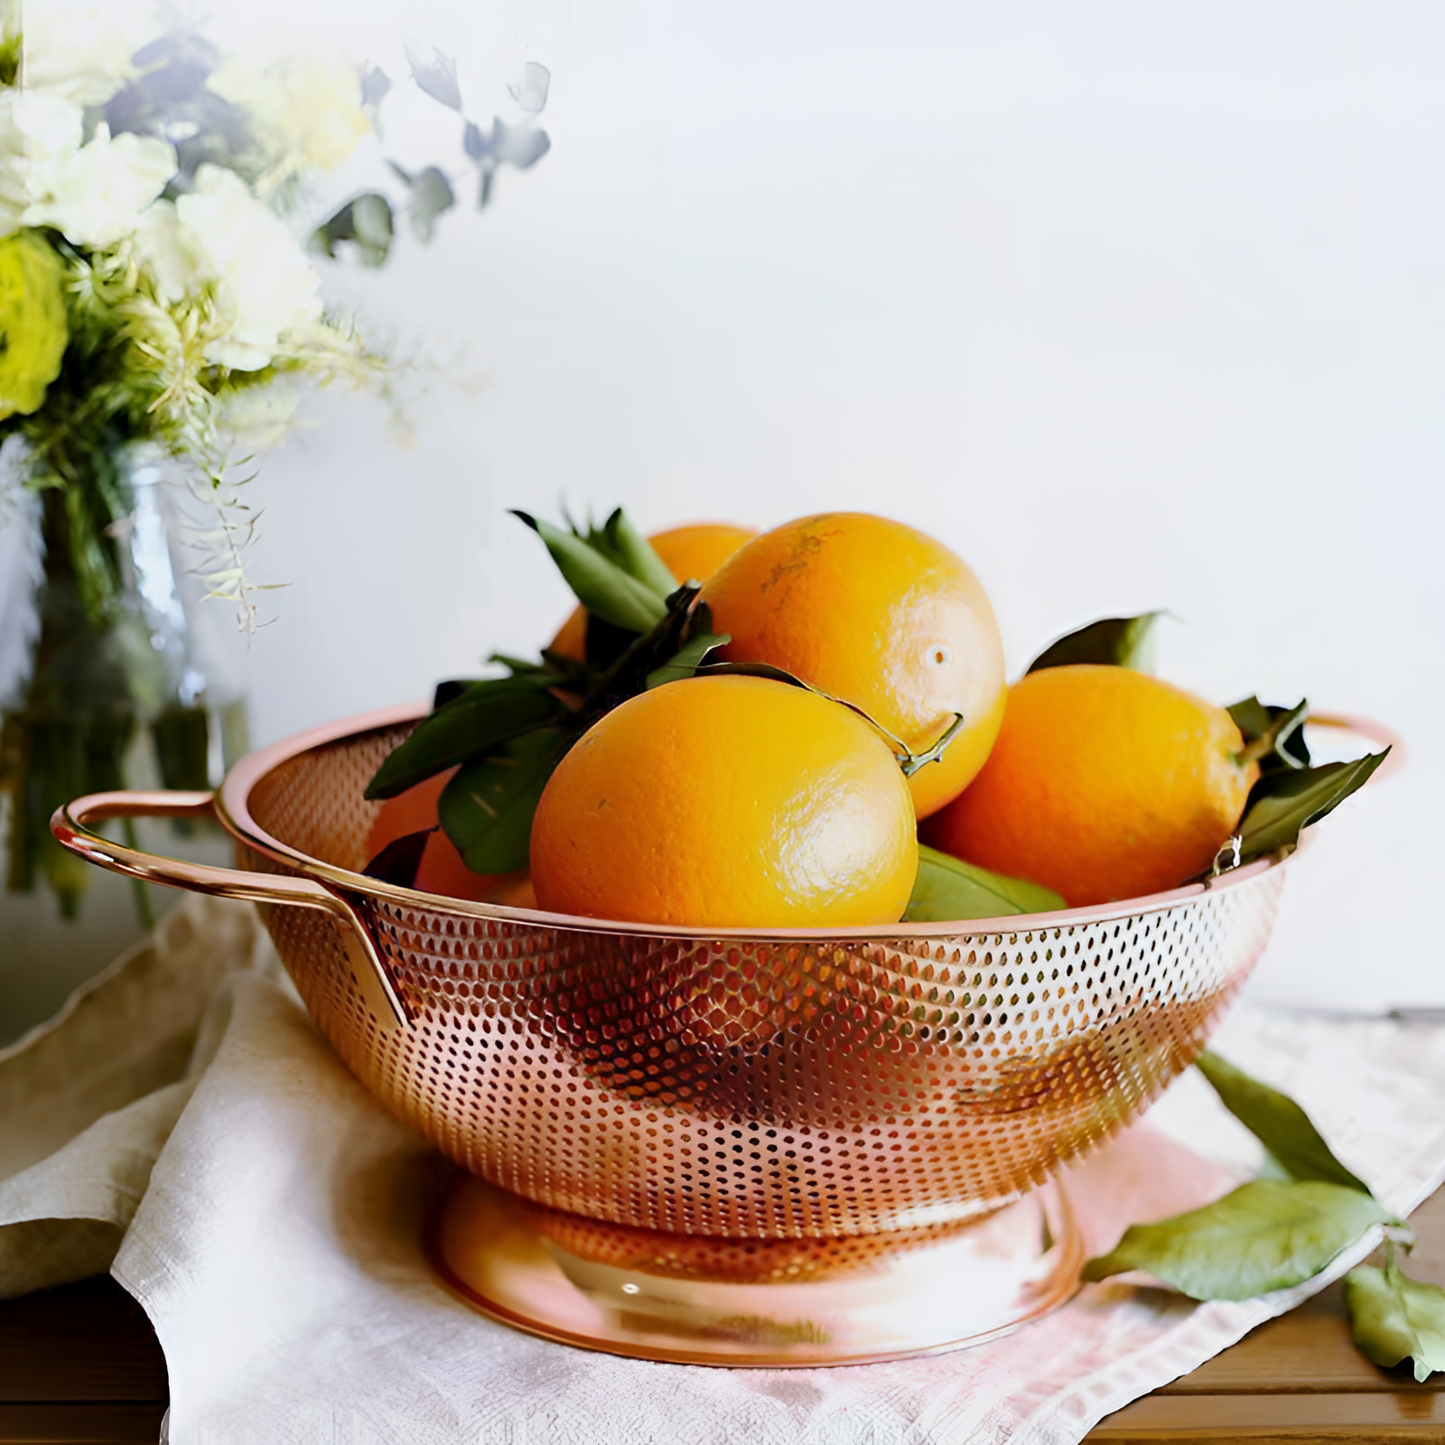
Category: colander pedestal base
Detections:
[{"x1": 430, "y1": 1174, "x2": 1083, "y2": 1367}]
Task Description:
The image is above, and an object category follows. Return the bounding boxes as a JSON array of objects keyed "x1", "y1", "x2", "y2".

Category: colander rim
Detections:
[{"x1": 217, "y1": 701, "x2": 1290, "y2": 942}]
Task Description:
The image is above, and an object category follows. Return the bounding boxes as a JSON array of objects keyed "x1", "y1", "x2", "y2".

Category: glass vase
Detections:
[{"x1": 0, "y1": 443, "x2": 249, "y2": 1046}]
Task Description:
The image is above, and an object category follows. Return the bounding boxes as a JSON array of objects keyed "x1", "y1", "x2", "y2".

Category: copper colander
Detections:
[{"x1": 55, "y1": 703, "x2": 1290, "y2": 1241}]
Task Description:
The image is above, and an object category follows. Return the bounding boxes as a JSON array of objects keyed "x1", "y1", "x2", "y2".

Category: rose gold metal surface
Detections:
[
  {"x1": 51, "y1": 702, "x2": 1358, "y2": 1362},
  {"x1": 431, "y1": 1172, "x2": 1083, "y2": 1366},
  {"x1": 52, "y1": 789, "x2": 409, "y2": 1030}
]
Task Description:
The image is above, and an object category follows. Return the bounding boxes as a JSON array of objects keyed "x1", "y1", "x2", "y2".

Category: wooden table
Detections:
[{"x1": 5, "y1": 1191, "x2": 1443, "y2": 1444}]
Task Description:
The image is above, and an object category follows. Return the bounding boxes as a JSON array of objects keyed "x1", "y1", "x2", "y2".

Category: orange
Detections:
[
  {"x1": 367, "y1": 772, "x2": 536, "y2": 906},
  {"x1": 549, "y1": 522, "x2": 758, "y2": 662},
  {"x1": 922, "y1": 665, "x2": 1258, "y2": 907},
  {"x1": 699, "y1": 513, "x2": 1005, "y2": 820},
  {"x1": 529, "y1": 674, "x2": 917, "y2": 928}
]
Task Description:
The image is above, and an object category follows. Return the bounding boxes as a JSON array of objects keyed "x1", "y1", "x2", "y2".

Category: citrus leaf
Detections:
[
  {"x1": 602, "y1": 508, "x2": 679, "y2": 599},
  {"x1": 1235, "y1": 751, "x2": 1389, "y2": 866},
  {"x1": 1026, "y1": 613, "x2": 1160, "y2": 674},
  {"x1": 903, "y1": 845, "x2": 1066, "y2": 922},
  {"x1": 645, "y1": 631, "x2": 731, "y2": 689},
  {"x1": 513, "y1": 511, "x2": 669, "y2": 634},
  {"x1": 1196, "y1": 1051, "x2": 1371, "y2": 1195},
  {"x1": 1345, "y1": 1263, "x2": 1445, "y2": 1382},
  {"x1": 438, "y1": 728, "x2": 569, "y2": 875},
  {"x1": 365, "y1": 677, "x2": 564, "y2": 799},
  {"x1": 1082, "y1": 1180, "x2": 1397, "y2": 1301},
  {"x1": 362, "y1": 828, "x2": 433, "y2": 888},
  {"x1": 1230, "y1": 696, "x2": 1310, "y2": 774}
]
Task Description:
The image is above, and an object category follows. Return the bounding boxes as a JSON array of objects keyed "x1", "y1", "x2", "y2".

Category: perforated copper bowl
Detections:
[{"x1": 54, "y1": 702, "x2": 1293, "y2": 1240}]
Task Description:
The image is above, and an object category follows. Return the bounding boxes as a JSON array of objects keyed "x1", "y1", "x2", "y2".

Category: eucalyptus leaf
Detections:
[
  {"x1": 603, "y1": 508, "x2": 679, "y2": 598},
  {"x1": 1345, "y1": 1263, "x2": 1445, "y2": 1382},
  {"x1": 360, "y1": 66, "x2": 392, "y2": 107},
  {"x1": 513, "y1": 511, "x2": 669, "y2": 634},
  {"x1": 404, "y1": 38, "x2": 463, "y2": 111},
  {"x1": 1027, "y1": 613, "x2": 1160, "y2": 674},
  {"x1": 494, "y1": 123, "x2": 551, "y2": 168},
  {"x1": 1082, "y1": 1180, "x2": 1396, "y2": 1301},
  {"x1": 439, "y1": 728, "x2": 568, "y2": 874},
  {"x1": 1236, "y1": 751, "x2": 1389, "y2": 866},
  {"x1": 1195, "y1": 1051, "x2": 1371, "y2": 1194},
  {"x1": 509, "y1": 61, "x2": 551, "y2": 114},
  {"x1": 408, "y1": 166, "x2": 455, "y2": 243},
  {"x1": 645, "y1": 632, "x2": 731, "y2": 690},
  {"x1": 903, "y1": 845, "x2": 1066, "y2": 923},
  {"x1": 365, "y1": 676, "x2": 564, "y2": 799}
]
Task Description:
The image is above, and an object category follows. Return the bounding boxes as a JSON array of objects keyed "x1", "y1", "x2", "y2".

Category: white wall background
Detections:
[{"x1": 197, "y1": 2, "x2": 1444, "y2": 1009}]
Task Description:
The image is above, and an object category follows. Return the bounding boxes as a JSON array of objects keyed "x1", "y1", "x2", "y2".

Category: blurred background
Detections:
[{"x1": 5, "y1": 0, "x2": 1443, "y2": 1036}]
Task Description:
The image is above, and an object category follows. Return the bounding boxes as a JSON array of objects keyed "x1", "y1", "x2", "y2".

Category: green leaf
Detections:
[
  {"x1": 365, "y1": 677, "x2": 564, "y2": 800},
  {"x1": 903, "y1": 845, "x2": 1066, "y2": 922},
  {"x1": 1346, "y1": 1263, "x2": 1445, "y2": 1382},
  {"x1": 1195, "y1": 1051, "x2": 1371, "y2": 1195},
  {"x1": 1235, "y1": 751, "x2": 1390, "y2": 866},
  {"x1": 1082, "y1": 1180, "x2": 1396, "y2": 1301},
  {"x1": 1229, "y1": 696, "x2": 1311, "y2": 773},
  {"x1": 645, "y1": 631, "x2": 731, "y2": 689},
  {"x1": 438, "y1": 728, "x2": 569, "y2": 874},
  {"x1": 602, "y1": 508, "x2": 679, "y2": 598},
  {"x1": 1026, "y1": 613, "x2": 1160, "y2": 674},
  {"x1": 512, "y1": 511, "x2": 669, "y2": 634}
]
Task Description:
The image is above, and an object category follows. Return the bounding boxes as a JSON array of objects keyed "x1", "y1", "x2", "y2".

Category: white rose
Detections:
[
  {"x1": 173, "y1": 165, "x2": 323, "y2": 370},
  {"x1": 210, "y1": 55, "x2": 369, "y2": 179},
  {"x1": 21, "y1": 0, "x2": 148, "y2": 105},
  {"x1": 0, "y1": 90, "x2": 176, "y2": 247},
  {"x1": 24, "y1": 122, "x2": 177, "y2": 248},
  {"x1": 132, "y1": 199, "x2": 204, "y2": 301}
]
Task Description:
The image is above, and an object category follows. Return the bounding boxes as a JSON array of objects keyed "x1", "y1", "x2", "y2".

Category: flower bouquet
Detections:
[{"x1": 0, "y1": 6, "x2": 550, "y2": 921}]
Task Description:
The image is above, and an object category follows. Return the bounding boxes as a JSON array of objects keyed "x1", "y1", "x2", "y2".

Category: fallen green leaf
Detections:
[
  {"x1": 513, "y1": 511, "x2": 670, "y2": 634},
  {"x1": 1236, "y1": 751, "x2": 1389, "y2": 867},
  {"x1": 903, "y1": 844, "x2": 1066, "y2": 922},
  {"x1": 645, "y1": 631, "x2": 731, "y2": 689},
  {"x1": 365, "y1": 676, "x2": 564, "y2": 799},
  {"x1": 438, "y1": 728, "x2": 569, "y2": 874},
  {"x1": 1082, "y1": 1180, "x2": 1397, "y2": 1300},
  {"x1": 1026, "y1": 613, "x2": 1160, "y2": 674},
  {"x1": 1195, "y1": 1051, "x2": 1371, "y2": 1195},
  {"x1": 1345, "y1": 1262, "x2": 1445, "y2": 1382}
]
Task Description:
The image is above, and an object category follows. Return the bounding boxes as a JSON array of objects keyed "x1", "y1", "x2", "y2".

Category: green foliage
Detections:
[
  {"x1": 1346, "y1": 1259, "x2": 1445, "y2": 1382},
  {"x1": 439, "y1": 729, "x2": 570, "y2": 874},
  {"x1": 1233, "y1": 752, "x2": 1389, "y2": 868},
  {"x1": 1083, "y1": 1180, "x2": 1396, "y2": 1301},
  {"x1": 1026, "y1": 613, "x2": 1160, "y2": 674},
  {"x1": 903, "y1": 845, "x2": 1065, "y2": 923},
  {"x1": 1195, "y1": 1050, "x2": 1371, "y2": 1194}
]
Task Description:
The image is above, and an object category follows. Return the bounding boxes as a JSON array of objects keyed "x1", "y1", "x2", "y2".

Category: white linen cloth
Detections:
[{"x1": 6, "y1": 894, "x2": 1445, "y2": 1445}]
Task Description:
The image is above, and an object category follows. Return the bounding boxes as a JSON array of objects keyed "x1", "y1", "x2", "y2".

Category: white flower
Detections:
[
  {"x1": 0, "y1": 89, "x2": 176, "y2": 247},
  {"x1": 169, "y1": 165, "x2": 323, "y2": 370},
  {"x1": 21, "y1": 0, "x2": 150, "y2": 105},
  {"x1": 209, "y1": 54, "x2": 369, "y2": 185}
]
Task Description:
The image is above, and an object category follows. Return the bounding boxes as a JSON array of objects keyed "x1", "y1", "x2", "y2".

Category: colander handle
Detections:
[{"x1": 50, "y1": 790, "x2": 410, "y2": 1032}]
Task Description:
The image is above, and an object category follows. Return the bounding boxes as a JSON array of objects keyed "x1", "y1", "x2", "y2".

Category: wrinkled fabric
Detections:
[{"x1": 8, "y1": 898, "x2": 1445, "y2": 1443}]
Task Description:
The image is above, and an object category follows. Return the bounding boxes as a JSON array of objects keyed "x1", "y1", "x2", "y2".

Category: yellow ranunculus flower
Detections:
[{"x1": 0, "y1": 229, "x2": 69, "y2": 421}]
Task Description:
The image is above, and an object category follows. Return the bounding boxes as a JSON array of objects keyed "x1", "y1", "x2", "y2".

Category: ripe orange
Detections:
[
  {"x1": 922, "y1": 664, "x2": 1258, "y2": 907},
  {"x1": 549, "y1": 522, "x2": 758, "y2": 662},
  {"x1": 699, "y1": 513, "x2": 1006, "y2": 820},
  {"x1": 529, "y1": 674, "x2": 918, "y2": 928},
  {"x1": 367, "y1": 773, "x2": 536, "y2": 906}
]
